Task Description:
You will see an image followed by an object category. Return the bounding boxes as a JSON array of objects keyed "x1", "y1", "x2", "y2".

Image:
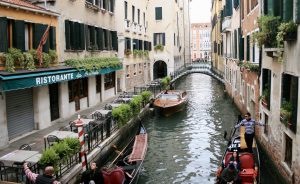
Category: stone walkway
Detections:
[{"x1": 0, "y1": 95, "x2": 119, "y2": 157}]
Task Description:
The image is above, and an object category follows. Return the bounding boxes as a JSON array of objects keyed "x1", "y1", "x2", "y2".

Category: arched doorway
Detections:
[{"x1": 153, "y1": 60, "x2": 167, "y2": 79}]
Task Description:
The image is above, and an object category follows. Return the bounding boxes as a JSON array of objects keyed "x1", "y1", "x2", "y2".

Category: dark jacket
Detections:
[
  {"x1": 36, "y1": 174, "x2": 55, "y2": 184},
  {"x1": 81, "y1": 169, "x2": 104, "y2": 184}
]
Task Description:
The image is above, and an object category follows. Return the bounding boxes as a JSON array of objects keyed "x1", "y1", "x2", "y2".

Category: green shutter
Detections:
[
  {"x1": 162, "y1": 33, "x2": 165, "y2": 45},
  {"x1": 283, "y1": 0, "x2": 293, "y2": 21},
  {"x1": 70, "y1": 22, "x2": 75, "y2": 50},
  {"x1": 153, "y1": 33, "x2": 157, "y2": 46},
  {"x1": 155, "y1": 7, "x2": 162, "y2": 20},
  {"x1": 144, "y1": 41, "x2": 147, "y2": 50},
  {"x1": 239, "y1": 36, "x2": 244, "y2": 60},
  {"x1": 149, "y1": 42, "x2": 152, "y2": 50},
  {"x1": 49, "y1": 27, "x2": 56, "y2": 50},
  {"x1": 296, "y1": 0, "x2": 300, "y2": 23},
  {"x1": 111, "y1": 31, "x2": 118, "y2": 51},
  {"x1": 268, "y1": 0, "x2": 274, "y2": 15},
  {"x1": 13, "y1": 20, "x2": 25, "y2": 51},
  {"x1": 33, "y1": 23, "x2": 44, "y2": 49},
  {"x1": 90, "y1": 26, "x2": 95, "y2": 48},
  {"x1": 0, "y1": 17, "x2": 8, "y2": 52},
  {"x1": 246, "y1": 35, "x2": 250, "y2": 61},
  {"x1": 99, "y1": 28, "x2": 104, "y2": 50},
  {"x1": 85, "y1": 25, "x2": 90, "y2": 50},
  {"x1": 97, "y1": 28, "x2": 101, "y2": 51},
  {"x1": 65, "y1": 20, "x2": 70, "y2": 50},
  {"x1": 80, "y1": 23, "x2": 85, "y2": 50},
  {"x1": 74, "y1": 22, "x2": 80, "y2": 50}
]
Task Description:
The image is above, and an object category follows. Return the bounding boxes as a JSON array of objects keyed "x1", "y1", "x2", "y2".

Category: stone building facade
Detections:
[{"x1": 191, "y1": 23, "x2": 211, "y2": 62}]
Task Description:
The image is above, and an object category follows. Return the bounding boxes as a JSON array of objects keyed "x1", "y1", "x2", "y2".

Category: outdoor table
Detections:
[
  {"x1": 44, "y1": 130, "x2": 78, "y2": 149},
  {"x1": 0, "y1": 150, "x2": 39, "y2": 164},
  {"x1": 105, "y1": 103, "x2": 122, "y2": 110},
  {"x1": 72, "y1": 118, "x2": 95, "y2": 126},
  {"x1": 118, "y1": 98, "x2": 132, "y2": 103},
  {"x1": 90, "y1": 110, "x2": 112, "y2": 119},
  {"x1": 25, "y1": 153, "x2": 42, "y2": 163}
]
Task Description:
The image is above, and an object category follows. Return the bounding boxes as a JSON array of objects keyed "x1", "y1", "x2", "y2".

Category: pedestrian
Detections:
[
  {"x1": 234, "y1": 112, "x2": 264, "y2": 153},
  {"x1": 81, "y1": 162, "x2": 104, "y2": 184},
  {"x1": 23, "y1": 162, "x2": 60, "y2": 184}
]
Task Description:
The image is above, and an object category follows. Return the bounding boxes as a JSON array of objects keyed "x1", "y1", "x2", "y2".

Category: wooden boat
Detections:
[
  {"x1": 153, "y1": 90, "x2": 188, "y2": 116},
  {"x1": 216, "y1": 123, "x2": 261, "y2": 184},
  {"x1": 102, "y1": 124, "x2": 148, "y2": 184}
]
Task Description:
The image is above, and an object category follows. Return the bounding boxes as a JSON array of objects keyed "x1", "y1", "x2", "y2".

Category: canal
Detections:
[{"x1": 138, "y1": 73, "x2": 280, "y2": 184}]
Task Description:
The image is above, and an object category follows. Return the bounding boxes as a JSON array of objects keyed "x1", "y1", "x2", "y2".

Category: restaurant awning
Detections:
[{"x1": 0, "y1": 66, "x2": 122, "y2": 92}]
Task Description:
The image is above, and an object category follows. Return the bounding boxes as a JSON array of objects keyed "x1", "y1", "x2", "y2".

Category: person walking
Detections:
[
  {"x1": 234, "y1": 112, "x2": 264, "y2": 153},
  {"x1": 23, "y1": 162, "x2": 60, "y2": 184}
]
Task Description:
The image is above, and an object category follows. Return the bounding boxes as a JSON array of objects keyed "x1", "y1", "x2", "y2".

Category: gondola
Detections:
[
  {"x1": 102, "y1": 124, "x2": 148, "y2": 184},
  {"x1": 153, "y1": 90, "x2": 188, "y2": 116},
  {"x1": 216, "y1": 119, "x2": 261, "y2": 184}
]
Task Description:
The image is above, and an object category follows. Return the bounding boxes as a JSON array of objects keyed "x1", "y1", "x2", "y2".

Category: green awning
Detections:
[{"x1": 0, "y1": 66, "x2": 122, "y2": 92}]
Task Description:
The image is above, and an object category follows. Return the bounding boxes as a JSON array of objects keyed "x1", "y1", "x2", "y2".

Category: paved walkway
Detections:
[{"x1": 0, "y1": 95, "x2": 119, "y2": 157}]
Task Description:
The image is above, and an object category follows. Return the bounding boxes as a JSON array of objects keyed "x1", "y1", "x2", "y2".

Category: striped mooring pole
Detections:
[{"x1": 75, "y1": 114, "x2": 87, "y2": 171}]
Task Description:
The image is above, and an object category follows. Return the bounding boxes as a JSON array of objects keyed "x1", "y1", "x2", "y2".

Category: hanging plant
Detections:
[
  {"x1": 276, "y1": 21, "x2": 297, "y2": 46},
  {"x1": 42, "y1": 53, "x2": 51, "y2": 68},
  {"x1": 23, "y1": 52, "x2": 36, "y2": 71},
  {"x1": 154, "y1": 44, "x2": 164, "y2": 51},
  {"x1": 5, "y1": 54, "x2": 15, "y2": 72},
  {"x1": 124, "y1": 49, "x2": 132, "y2": 56},
  {"x1": 8, "y1": 48, "x2": 24, "y2": 67},
  {"x1": 49, "y1": 49, "x2": 58, "y2": 64}
]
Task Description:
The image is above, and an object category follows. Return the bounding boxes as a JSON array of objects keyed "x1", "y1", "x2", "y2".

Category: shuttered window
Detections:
[
  {"x1": 65, "y1": 20, "x2": 86, "y2": 50},
  {"x1": 153, "y1": 33, "x2": 165, "y2": 45},
  {"x1": 283, "y1": 0, "x2": 293, "y2": 21},
  {"x1": 233, "y1": 0, "x2": 239, "y2": 9},
  {"x1": 132, "y1": 6, "x2": 135, "y2": 22},
  {"x1": 139, "y1": 40, "x2": 143, "y2": 50},
  {"x1": 133, "y1": 39, "x2": 138, "y2": 50},
  {"x1": 246, "y1": 35, "x2": 250, "y2": 61},
  {"x1": 125, "y1": 37, "x2": 131, "y2": 50},
  {"x1": 0, "y1": 17, "x2": 8, "y2": 52},
  {"x1": 12, "y1": 20, "x2": 25, "y2": 51},
  {"x1": 239, "y1": 37, "x2": 244, "y2": 60},
  {"x1": 65, "y1": 20, "x2": 70, "y2": 50},
  {"x1": 33, "y1": 23, "x2": 49, "y2": 52},
  {"x1": 155, "y1": 7, "x2": 162, "y2": 20},
  {"x1": 49, "y1": 27, "x2": 56, "y2": 50},
  {"x1": 225, "y1": 0, "x2": 233, "y2": 17},
  {"x1": 296, "y1": 0, "x2": 300, "y2": 23},
  {"x1": 124, "y1": 1, "x2": 128, "y2": 19}
]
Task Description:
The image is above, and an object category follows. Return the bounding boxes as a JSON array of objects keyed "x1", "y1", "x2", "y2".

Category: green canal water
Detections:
[{"x1": 138, "y1": 73, "x2": 282, "y2": 184}]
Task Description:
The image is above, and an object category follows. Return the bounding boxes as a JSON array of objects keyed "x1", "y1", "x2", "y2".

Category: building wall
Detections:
[
  {"x1": 115, "y1": 0, "x2": 151, "y2": 91},
  {"x1": 191, "y1": 23, "x2": 211, "y2": 62}
]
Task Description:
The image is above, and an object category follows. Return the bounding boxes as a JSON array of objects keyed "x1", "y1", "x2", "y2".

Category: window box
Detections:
[
  {"x1": 283, "y1": 31, "x2": 297, "y2": 41},
  {"x1": 264, "y1": 48, "x2": 284, "y2": 58}
]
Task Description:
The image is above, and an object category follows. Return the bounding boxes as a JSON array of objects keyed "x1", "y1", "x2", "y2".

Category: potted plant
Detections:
[
  {"x1": 154, "y1": 44, "x2": 164, "y2": 51},
  {"x1": 277, "y1": 21, "x2": 297, "y2": 44},
  {"x1": 133, "y1": 49, "x2": 140, "y2": 57},
  {"x1": 39, "y1": 148, "x2": 60, "y2": 170},
  {"x1": 260, "y1": 88, "x2": 270, "y2": 108},
  {"x1": 124, "y1": 49, "x2": 132, "y2": 56},
  {"x1": 280, "y1": 100, "x2": 293, "y2": 127}
]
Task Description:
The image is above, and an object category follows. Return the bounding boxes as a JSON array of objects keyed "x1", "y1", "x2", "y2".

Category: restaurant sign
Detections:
[{"x1": 0, "y1": 66, "x2": 122, "y2": 92}]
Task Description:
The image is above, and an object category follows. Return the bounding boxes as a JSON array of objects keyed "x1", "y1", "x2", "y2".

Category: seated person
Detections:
[
  {"x1": 220, "y1": 163, "x2": 239, "y2": 184},
  {"x1": 229, "y1": 150, "x2": 240, "y2": 170},
  {"x1": 81, "y1": 162, "x2": 104, "y2": 184}
]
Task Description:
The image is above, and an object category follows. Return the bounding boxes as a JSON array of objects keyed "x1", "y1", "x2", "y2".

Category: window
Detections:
[
  {"x1": 65, "y1": 20, "x2": 85, "y2": 50},
  {"x1": 125, "y1": 37, "x2": 131, "y2": 50},
  {"x1": 132, "y1": 6, "x2": 135, "y2": 22},
  {"x1": 104, "y1": 72, "x2": 115, "y2": 90},
  {"x1": 124, "y1": 1, "x2": 128, "y2": 19},
  {"x1": 262, "y1": 69, "x2": 271, "y2": 110},
  {"x1": 281, "y1": 73, "x2": 298, "y2": 132},
  {"x1": 133, "y1": 39, "x2": 138, "y2": 50},
  {"x1": 153, "y1": 33, "x2": 165, "y2": 45},
  {"x1": 138, "y1": 9, "x2": 140, "y2": 24},
  {"x1": 96, "y1": 75, "x2": 101, "y2": 93},
  {"x1": 285, "y1": 135, "x2": 292, "y2": 168},
  {"x1": 143, "y1": 12, "x2": 146, "y2": 27},
  {"x1": 155, "y1": 7, "x2": 162, "y2": 20},
  {"x1": 246, "y1": 35, "x2": 250, "y2": 61},
  {"x1": 68, "y1": 78, "x2": 88, "y2": 102},
  {"x1": 108, "y1": 0, "x2": 114, "y2": 12}
]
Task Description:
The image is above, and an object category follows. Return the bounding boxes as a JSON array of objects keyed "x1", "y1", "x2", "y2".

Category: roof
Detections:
[{"x1": 0, "y1": 0, "x2": 59, "y2": 16}]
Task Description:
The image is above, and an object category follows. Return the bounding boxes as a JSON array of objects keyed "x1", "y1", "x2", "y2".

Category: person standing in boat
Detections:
[{"x1": 234, "y1": 112, "x2": 264, "y2": 153}]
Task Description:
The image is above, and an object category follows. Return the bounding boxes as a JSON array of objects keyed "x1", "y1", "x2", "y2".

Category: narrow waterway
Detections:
[{"x1": 138, "y1": 73, "x2": 279, "y2": 184}]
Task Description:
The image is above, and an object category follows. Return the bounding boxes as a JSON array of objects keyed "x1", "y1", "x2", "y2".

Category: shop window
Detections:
[
  {"x1": 96, "y1": 75, "x2": 101, "y2": 93},
  {"x1": 284, "y1": 134, "x2": 292, "y2": 168},
  {"x1": 104, "y1": 72, "x2": 115, "y2": 90}
]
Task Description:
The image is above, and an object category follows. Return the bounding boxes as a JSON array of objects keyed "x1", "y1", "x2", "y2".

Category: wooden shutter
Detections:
[
  {"x1": 49, "y1": 27, "x2": 56, "y2": 50},
  {"x1": 0, "y1": 17, "x2": 8, "y2": 52},
  {"x1": 239, "y1": 37, "x2": 244, "y2": 60},
  {"x1": 149, "y1": 42, "x2": 152, "y2": 51},
  {"x1": 112, "y1": 31, "x2": 118, "y2": 51},
  {"x1": 65, "y1": 20, "x2": 70, "y2": 50},
  {"x1": 139, "y1": 40, "x2": 143, "y2": 50},
  {"x1": 144, "y1": 41, "x2": 147, "y2": 50},
  {"x1": 13, "y1": 20, "x2": 25, "y2": 51},
  {"x1": 74, "y1": 22, "x2": 80, "y2": 50},
  {"x1": 85, "y1": 25, "x2": 90, "y2": 50},
  {"x1": 33, "y1": 23, "x2": 43, "y2": 49},
  {"x1": 98, "y1": 28, "x2": 104, "y2": 50},
  {"x1": 111, "y1": 0, "x2": 115, "y2": 12},
  {"x1": 246, "y1": 35, "x2": 250, "y2": 61},
  {"x1": 80, "y1": 23, "x2": 85, "y2": 50},
  {"x1": 97, "y1": 28, "x2": 101, "y2": 51},
  {"x1": 153, "y1": 33, "x2": 157, "y2": 46},
  {"x1": 90, "y1": 26, "x2": 96, "y2": 48},
  {"x1": 162, "y1": 33, "x2": 165, "y2": 45},
  {"x1": 296, "y1": 0, "x2": 300, "y2": 23},
  {"x1": 283, "y1": 0, "x2": 293, "y2": 21}
]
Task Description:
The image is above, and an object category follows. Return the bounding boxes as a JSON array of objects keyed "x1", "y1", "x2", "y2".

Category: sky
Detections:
[{"x1": 190, "y1": 0, "x2": 212, "y2": 23}]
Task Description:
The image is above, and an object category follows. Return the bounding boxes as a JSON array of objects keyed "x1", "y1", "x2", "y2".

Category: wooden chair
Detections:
[{"x1": 46, "y1": 135, "x2": 60, "y2": 147}]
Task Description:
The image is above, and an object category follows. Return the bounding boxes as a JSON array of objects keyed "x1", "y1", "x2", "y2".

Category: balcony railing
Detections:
[
  {"x1": 222, "y1": 17, "x2": 231, "y2": 32},
  {"x1": 124, "y1": 19, "x2": 130, "y2": 32},
  {"x1": 132, "y1": 22, "x2": 137, "y2": 33}
]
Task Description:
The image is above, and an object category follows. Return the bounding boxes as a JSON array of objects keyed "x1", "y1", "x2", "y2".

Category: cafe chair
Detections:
[
  {"x1": 19, "y1": 144, "x2": 31, "y2": 151},
  {"x1": 47, "y1": 135, "x2": 60, "y2": 147},
  {"x1": 69, "y1": 121, "x2": 78, "y2": 133},
  {"x1": 0, "y1": 161, "x2": 19, "y2": 181}
]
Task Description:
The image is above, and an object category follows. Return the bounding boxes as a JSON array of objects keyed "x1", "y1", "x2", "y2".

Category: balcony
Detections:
[
  {"x1": 132, "y1": 22, "x2": 138, "y2": 34},
  {"x1": 124, "y1": 19, "x2": 130, "y2": 32},
  {"x1": 222, "y1": 17, "x2": 231, "y2": 32}
]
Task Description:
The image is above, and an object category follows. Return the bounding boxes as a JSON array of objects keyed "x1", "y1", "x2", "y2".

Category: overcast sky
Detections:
[{"x1": 190, "y1": 0, "x2": 212, "y2": 23}]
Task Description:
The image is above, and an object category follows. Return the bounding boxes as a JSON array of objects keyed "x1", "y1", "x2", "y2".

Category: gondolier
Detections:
[{"x1": 234, "y1": 112, "x2": 264, "y2": 153}]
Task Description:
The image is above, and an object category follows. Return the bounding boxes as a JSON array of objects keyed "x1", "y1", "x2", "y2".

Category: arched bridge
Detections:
[{"x1": 170, "y1": 63, "x2": 224, "y2": 84}]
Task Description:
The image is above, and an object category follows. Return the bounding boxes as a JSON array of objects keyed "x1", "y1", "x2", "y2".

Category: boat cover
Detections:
[
  {"x1": 102, "y1": 167, "x2": 125, "y2": 184},
  {"x1": 128, "y1": 133, "x2": 148, "y2": 162}
]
